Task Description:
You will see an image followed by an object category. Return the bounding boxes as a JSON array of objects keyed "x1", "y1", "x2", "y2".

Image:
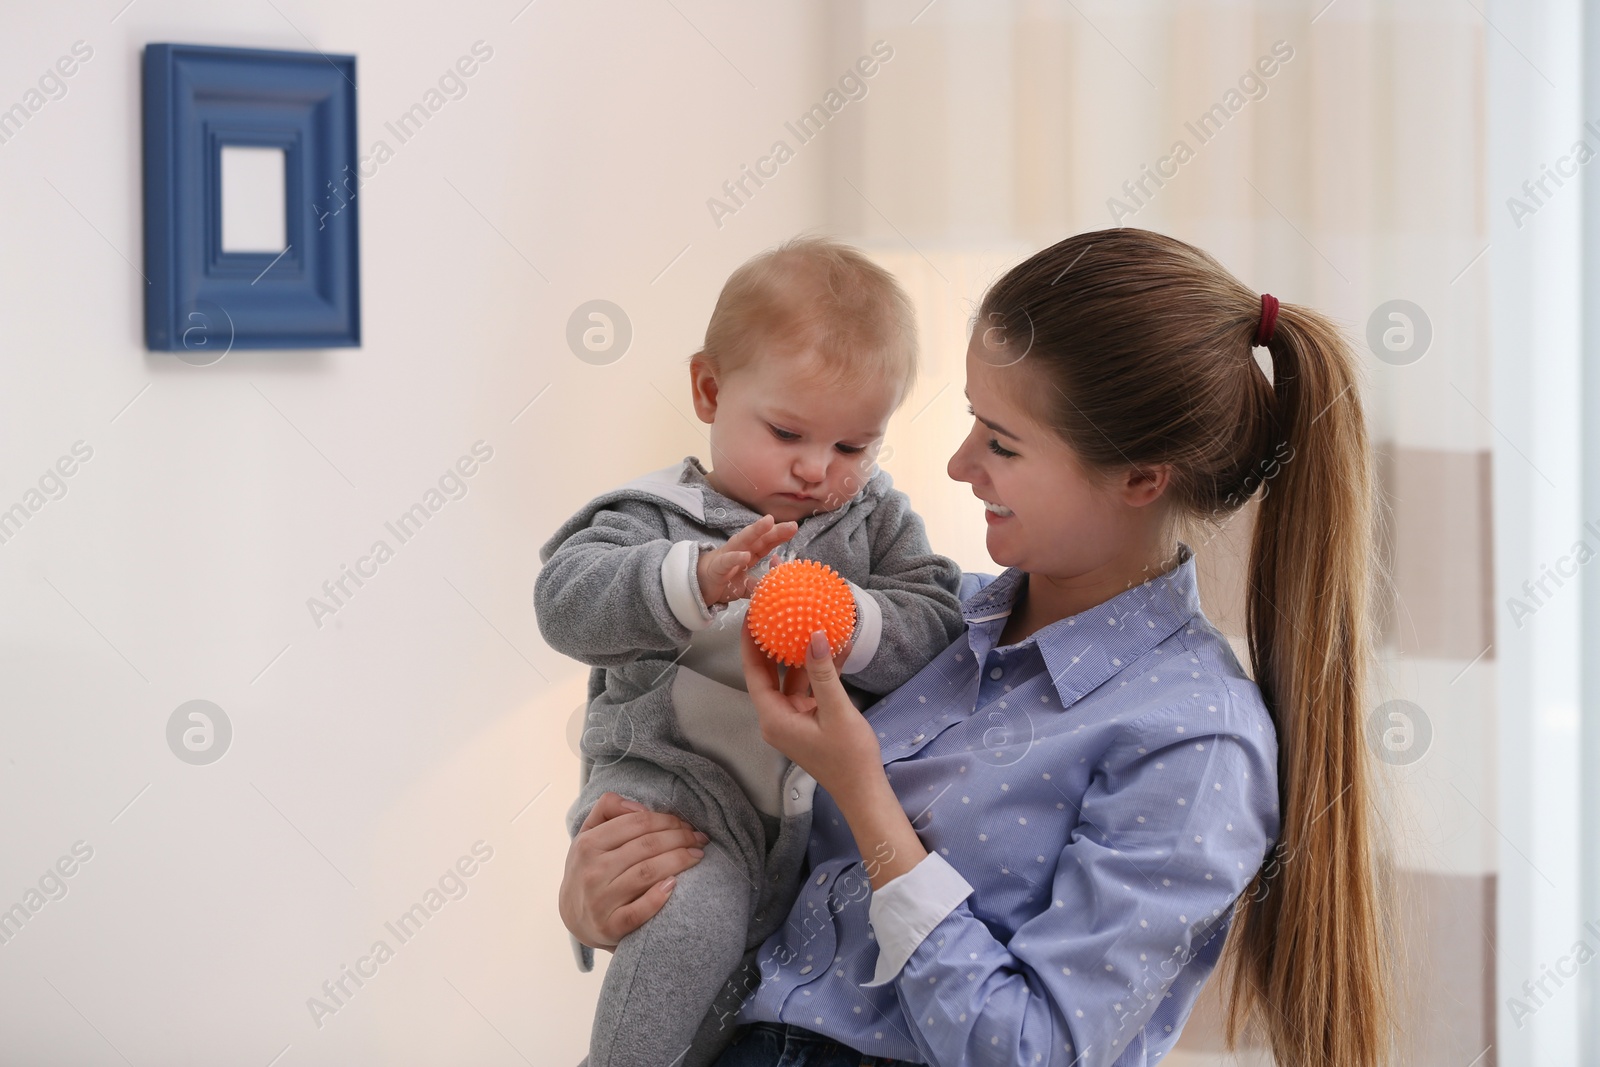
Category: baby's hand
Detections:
[{"x1": 697, "y1": 515, "x2": 798, "y2": 608}]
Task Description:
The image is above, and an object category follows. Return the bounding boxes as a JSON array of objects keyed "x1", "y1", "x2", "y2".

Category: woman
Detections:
[{"x1": 560, "y1": 228, "x2": 1396, "y2": 1067}]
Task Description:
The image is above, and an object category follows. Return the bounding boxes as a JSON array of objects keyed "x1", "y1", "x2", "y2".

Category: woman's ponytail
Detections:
[{"x1": 1219, "y1": 303, "x2": 1402, "y2": 1067}]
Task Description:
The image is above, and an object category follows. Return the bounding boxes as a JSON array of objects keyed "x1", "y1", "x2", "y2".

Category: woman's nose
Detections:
[{"x1": 947, "y1": 435, "x2": 975, "y2": 483}]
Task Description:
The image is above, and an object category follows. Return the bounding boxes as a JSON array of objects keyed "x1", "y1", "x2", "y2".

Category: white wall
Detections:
[{"x1": 0, "y1": 2, "x2": 857, "y2": 1063}]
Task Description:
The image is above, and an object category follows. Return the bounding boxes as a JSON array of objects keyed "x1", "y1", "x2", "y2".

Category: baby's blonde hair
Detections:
[{"x1": 693, "y1": 235, "x2": 918, "y2": 402}]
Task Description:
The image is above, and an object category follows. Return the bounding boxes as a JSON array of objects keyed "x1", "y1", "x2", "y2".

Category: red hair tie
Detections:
[{"x1": 1255, "y1": 293, "x2": 1280, "y2": 346}]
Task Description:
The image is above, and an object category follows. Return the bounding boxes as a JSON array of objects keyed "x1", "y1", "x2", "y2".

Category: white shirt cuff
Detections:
[
  {"x1": 862, "y1": 851, "x2": 974, "y2": 987},
  {"x1": 570, "y1": 932, "x2": 595, "y2": 972},
  {"x1": 838, "y1": 581, "x2": 883, "y2": 675},
  {"x1": 661, "y1": 539, "x2": 717, "y2": 631}
]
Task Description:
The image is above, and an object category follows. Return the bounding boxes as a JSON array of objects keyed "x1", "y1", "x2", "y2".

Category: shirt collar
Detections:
[
  {"x1": 961, "y1": 542, "x2": 1203, "y2": 710},
  {"x1": 675, "y1": 456, "x2": 761, "y2": 524},
  {"x1": 961, "y1": 566, "x2": 1027, "y2": 623}
]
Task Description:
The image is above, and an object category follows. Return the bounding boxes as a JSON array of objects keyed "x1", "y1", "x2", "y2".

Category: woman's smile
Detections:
[{"x1": 981, "y1": 498, "x2": 1014, "y2": 522}]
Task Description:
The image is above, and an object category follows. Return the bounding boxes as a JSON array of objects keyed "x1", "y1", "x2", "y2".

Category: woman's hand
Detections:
[
  {"x1": 739, "y1": 624, "x2": 884, "y2": 809},
  {"x1": 558, "y1": 791, "x2": 710, "y2": 952},
  {"x1": 741, "y1": 626, "x2": 927, "y2": 888}
]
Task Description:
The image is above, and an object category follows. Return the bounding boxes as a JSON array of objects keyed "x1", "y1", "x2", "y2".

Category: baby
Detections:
[{"x1": 536, "y1": 236, "x2": 966, "y2": 1067}]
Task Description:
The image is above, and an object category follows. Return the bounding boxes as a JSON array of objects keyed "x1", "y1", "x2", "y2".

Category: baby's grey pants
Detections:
[{"x1": 573, "y1": 756, "x2": 800, "y2": 1067}]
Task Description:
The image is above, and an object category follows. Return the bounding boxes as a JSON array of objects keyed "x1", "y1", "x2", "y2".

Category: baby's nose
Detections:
[{"x1": 794, "y1": 453, "x2": 829, "y2": 483}]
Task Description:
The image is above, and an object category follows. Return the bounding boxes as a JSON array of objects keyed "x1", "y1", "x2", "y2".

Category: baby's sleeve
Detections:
[
  {"x1": 837, "y1": 487, "x2": 965, "y2": 695},
  {"x1": 534, "y1": 498, "x2": 712, "y2": 666}
]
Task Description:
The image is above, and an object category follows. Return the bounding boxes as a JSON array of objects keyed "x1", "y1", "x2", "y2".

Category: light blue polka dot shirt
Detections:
[{"x1": 730, "y1": 542, "x2": 1281, "y2": 1066}]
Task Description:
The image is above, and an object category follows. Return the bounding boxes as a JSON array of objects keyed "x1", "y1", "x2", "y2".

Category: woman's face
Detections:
[{"x1": 946, "y1": 330, "x2": 1165, "y2": 578}]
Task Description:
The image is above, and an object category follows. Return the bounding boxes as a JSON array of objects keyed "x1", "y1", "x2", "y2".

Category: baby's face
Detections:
[{"x1": 691, "y1": 351, "x2": 899, "y2": 525}]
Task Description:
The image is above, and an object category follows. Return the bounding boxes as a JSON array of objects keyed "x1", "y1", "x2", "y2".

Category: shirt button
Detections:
[
  {"x1": 816, "y1": 871, "x2": 828, "y2": 885},
  {"x1": 913, "y1": 733, "x2": 925, "y2": 742},
  {"x1": 799, "y1": 964, "x2": 813, "y2": 974},
  {"x1": 990, "y1": 667, "x2": 1003, "y2": 679}
]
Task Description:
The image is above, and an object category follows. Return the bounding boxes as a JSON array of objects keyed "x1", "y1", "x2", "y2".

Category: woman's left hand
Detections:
[{"x1": 739, "y1": 624, "x2": 885, "y2": 806}]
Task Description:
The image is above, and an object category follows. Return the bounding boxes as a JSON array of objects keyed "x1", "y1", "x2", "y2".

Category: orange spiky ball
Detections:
[{"x1": 746, "y1": 558, "x2": 856, "y2": 668}]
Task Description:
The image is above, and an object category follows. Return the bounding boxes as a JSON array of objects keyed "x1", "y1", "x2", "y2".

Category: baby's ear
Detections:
[{"x1": 688, "y1": 353, "x2": 720, "y2": 422}]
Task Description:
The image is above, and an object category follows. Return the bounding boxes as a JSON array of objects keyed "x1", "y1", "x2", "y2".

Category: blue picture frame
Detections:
[{"x1": 142, "y1": 43, "x2": 359, "y2": 352}]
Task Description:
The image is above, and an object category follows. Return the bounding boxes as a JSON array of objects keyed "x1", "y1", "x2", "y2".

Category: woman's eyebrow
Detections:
[{"x1": 962, "y1": 388, "x2": 1022, "y2": 440}]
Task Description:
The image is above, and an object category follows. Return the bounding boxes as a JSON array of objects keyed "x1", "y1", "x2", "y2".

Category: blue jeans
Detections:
[{"x1": 711, "y1": 1021, "x2": 921, "y2": 1067}]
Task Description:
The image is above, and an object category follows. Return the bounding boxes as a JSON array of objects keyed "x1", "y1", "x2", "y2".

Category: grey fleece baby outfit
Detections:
[{"x1": 535, "y1": 455, "x2": 964, "y2": 1067}]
